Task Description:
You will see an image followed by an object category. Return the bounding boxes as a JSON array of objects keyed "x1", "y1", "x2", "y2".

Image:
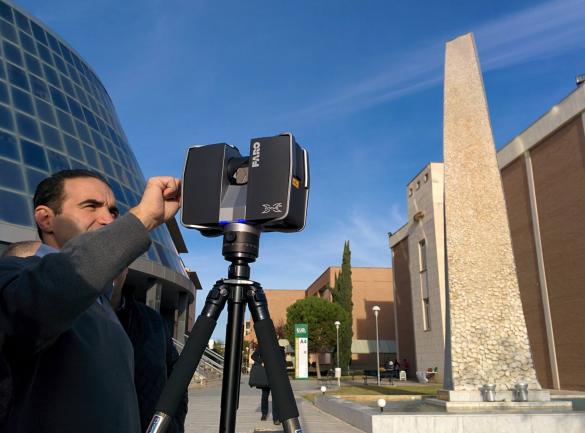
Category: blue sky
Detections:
[{"x1": 16, "y1": 0, "x2": 585, "y2": 338}]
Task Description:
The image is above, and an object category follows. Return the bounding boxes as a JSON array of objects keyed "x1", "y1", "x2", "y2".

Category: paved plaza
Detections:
[{"x1": 185, "y1": 377, "x2": 362, "y2": 433}]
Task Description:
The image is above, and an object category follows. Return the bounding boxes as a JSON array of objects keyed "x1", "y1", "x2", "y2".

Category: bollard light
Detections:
[
  {"x1": 377, "y1": 398, "x2": 386, "y2": 413},
  {"x1": 320, "y1": 386, "x2": 327, "y2": 395}
]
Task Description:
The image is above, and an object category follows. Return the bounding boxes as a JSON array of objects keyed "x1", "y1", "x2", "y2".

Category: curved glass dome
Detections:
[{"x1": 0, "y1": 0, "x2": 184, "y2": 274}]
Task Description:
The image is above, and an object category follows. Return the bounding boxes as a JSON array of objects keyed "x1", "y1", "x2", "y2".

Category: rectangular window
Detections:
[{"x1": 419, "y1": 239, "x2": 431, "y2": 331}]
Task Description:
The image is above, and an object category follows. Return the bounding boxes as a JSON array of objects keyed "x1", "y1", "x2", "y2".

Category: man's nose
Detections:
[{"x1": 97, "y1": 208, "x2": 115, "y2": 225}]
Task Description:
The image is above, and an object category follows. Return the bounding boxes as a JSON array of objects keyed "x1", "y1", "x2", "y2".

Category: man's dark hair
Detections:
[{"x1": 33, "y1": 169, "x2": 110, "y2": 239}]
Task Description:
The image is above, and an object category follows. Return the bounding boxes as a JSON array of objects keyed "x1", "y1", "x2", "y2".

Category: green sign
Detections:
[{"x1": 294, "y1": 323, "x2": 308, "y2": 338}]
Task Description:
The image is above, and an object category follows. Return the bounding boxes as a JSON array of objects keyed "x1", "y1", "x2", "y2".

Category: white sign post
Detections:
[{"x1": 294, "y1": 323, "x2": 308, "y2": 379}]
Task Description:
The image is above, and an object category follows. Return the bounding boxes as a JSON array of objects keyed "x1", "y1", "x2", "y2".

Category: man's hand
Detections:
[{"x1": 130, "y1": 177, "x2": 181, "y2": 231}]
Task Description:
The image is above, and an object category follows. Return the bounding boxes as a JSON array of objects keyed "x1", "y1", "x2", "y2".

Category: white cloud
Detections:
[{"x1": 292, "y1": 0, "x2": 585, "y2": 120}]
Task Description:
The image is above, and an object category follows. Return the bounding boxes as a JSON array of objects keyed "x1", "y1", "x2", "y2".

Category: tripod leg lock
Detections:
[
  {"x1": 246, "y1": 283, "x2": 270, "y2": 322},
  {"x1": 201, "y1": 282, "x2": 229, "y2": 320}
]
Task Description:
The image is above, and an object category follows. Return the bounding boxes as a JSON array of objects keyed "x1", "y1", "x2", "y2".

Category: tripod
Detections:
[{"x1": 147, "y1": 223, "x2": 302, "y2": 433}]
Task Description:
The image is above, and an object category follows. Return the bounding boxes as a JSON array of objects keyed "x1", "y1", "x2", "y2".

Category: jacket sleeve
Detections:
[{"x1": 0, "y1": 213, "x2": 151, "y2": 352}]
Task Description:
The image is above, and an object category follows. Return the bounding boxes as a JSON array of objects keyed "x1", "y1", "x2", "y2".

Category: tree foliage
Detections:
[
  {"x1": 285, "y1": 296, "x2": 350, "y2": 376},
  {"x1": 332, "y1": 241, "x2": 353, "y2": 373}
]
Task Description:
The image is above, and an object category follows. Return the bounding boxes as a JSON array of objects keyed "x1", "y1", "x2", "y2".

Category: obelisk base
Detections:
[{"x1": 437, "y1": 389, "x2": 551, "y2": 402}]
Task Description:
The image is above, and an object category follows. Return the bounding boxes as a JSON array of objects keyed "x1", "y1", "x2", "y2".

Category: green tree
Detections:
[
  {"x1": 332, "y1": 241, "x2": 353, "y2": 373},
  {"x1": 285, "y1": 296, "x2": 349, "y2": 378}
]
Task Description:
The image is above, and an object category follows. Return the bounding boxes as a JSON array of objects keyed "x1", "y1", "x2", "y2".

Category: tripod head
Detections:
[{"x1": 221, "y1": 223, "x2": 260, "y2": 280}]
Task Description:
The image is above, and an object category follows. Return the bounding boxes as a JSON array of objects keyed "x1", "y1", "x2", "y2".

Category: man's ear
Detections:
[{"x1": 34, "y1": 205, "x2": 55, "y2": 235}]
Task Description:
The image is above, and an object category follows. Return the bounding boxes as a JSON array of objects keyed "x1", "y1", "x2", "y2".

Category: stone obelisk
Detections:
[{"x1": 442, "y1": 33, "x2": 540, "y2": 399}]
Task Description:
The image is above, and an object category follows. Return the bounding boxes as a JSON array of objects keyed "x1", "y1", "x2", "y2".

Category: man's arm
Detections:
[
  {"x1": 0, "y1": 213, "x2": 151, "y2": 351},
  {"x1": 0, "y1": 176, "x2": 181, "y2": 352}
]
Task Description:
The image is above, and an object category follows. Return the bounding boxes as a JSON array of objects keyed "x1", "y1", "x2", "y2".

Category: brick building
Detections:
[
  {"x1": 245, "y1": 267, "x2": 395, "y2": 370},
  {"x1": 390, "y1": 84, "x2": 585, "y2": 390}
]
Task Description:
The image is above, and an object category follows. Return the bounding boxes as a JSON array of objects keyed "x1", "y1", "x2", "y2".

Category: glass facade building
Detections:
[{"x1": 0, "y1": 0, "x2": 186, "y2": 275}]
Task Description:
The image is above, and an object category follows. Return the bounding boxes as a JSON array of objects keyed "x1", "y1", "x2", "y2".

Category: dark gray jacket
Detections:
[{"x1": 0, "y1": 213, "x2": 150, "y2": 433}]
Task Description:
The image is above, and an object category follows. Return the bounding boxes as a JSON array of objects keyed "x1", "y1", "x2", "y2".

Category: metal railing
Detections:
[{"x1": 172, "y1": 335, "x2": 225, "y2": 384}]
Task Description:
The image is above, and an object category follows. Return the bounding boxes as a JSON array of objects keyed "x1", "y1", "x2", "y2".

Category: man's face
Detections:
[{"x1": 44, "y1": 177, "x2": 119, "y2": 248}]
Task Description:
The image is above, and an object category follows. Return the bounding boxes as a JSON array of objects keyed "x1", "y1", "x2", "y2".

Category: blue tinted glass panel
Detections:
[
  {"x1": 113, "y1": 161, "x2": 123, "y2": 179},
  {"x1": 91, "y1": 130, "x2": 106, "y2": 152},
  {"x1": 56, "y1": 110, "x2": 74, "y2": 135},
  {"x1": 14, "y1": 10, "x2": 31, "y2": 34},
  {"x1": 66, "y1": 96, "x2": 83, "y2": 121},
  {"x1": 11, "y1": 87, "x2": 34, "y2": 115},
  {"x1": 21, "y1": 139, "x2": 48, "y2": 170},
  {"x1": 30, "y1": 75, "x2": 49, "y2": 100},
  {"x1": 19, "y1": 31, "x2": 36, "y2": 55},
  {"x1": 35, "y1": 98, "x2": 56, "y2": 125},
  {"x1": 49, "y1": 86, "x2": 68, "y2": 111},
  {"x1": 43, "y1": 64, "x2": 59, "y2": 88},
  {"x1": 47, "y1": 149, "x2": 70, "y2": 172},
  {"x1": 122, "y1": 185, "x2": 135, "y2": 205},
  {"x1": 0, "y1": 59, "x2": 5, "y2": 79},
  {"x1": 63, "y1": 134, "x2": 83, "y2": 160},
  {"x1": 3, "y1": 41, "x2": 23, "y2": 66},
  {"x1": 146, "y1": 245, "x2": 159, "y2": 262},
  {"x1": 30, "y1": 21, "x2": 48, "y2": 45},
  {"x1": 24, "y1": 53, "x2": 42, "y2": 77},
  {"x1": 74, "y1": 85, "x2": 87, "y2": 106},
  {"x1": 68, "y1": 158, "x2": 86, "y2": 170},
  {"x1": 16, "y1": 113, "x2": 39, "y2": 141},
  {"x1": 0, "y1": 189, "x2": 32, "y2": 226},
  {"x1": 53, "y1": 54, "x2": 66, "y2": 75},
  {"x1": 0, "y1": 158, "x2": 25, "y2": 191},
  {"x1": 83, "y1": 144, "x2": 99, "y2": 168},
  {"x1": 75, "y1": 120, "x2": 90, "y2": 143},
  {"x1": 0, "y1": 3, "x2": 14, "y2": 23},
  {"x1": 154, "y1": 243, "x2": 172, "y2": 269},
  {"x1": 0, "y1": 104, "x2": 14, "y2": 130},
  {"x1": 99, "y1": 153, "x2": 114, "y2": 177},
  {"x1": 67, "y1": 64, "x2": 79, "y2": 84},
  {"x1": 59, "y1": 42, "x2": 73, "y2": 65},
  {"x1": 60, "y1": 75, "x2": 74, "y2": 97},
  {"x1": 41, "y1": 123, "x2": 63, "y2": 151},
  {"x1": 46, "y1": 33, "x2": 61, "y2": 55},
  {"x1": 7, "y1": 64, "x2": 29, "y2": 90},
  {"x1": 0, "y1": 130, "x2": 18, "y2": 161},
  {"x1": 0, "y1": 81, "x2": 7, "y2": 103},
  {"x1": 0, "y1": 20, "x2": 17, "y2": 43},
  {"x1": 25, "y1": 167, "x2": 46, "y2": 194},
  {"x1": 82, "y1": 106, "x2": 97, "y2": 130},
  {"x1": 36, "y1": 43, "x2": 53, "y2": 66},
  {"x1": 108, "y1": 177, "x2": 126, "y2": 203}
]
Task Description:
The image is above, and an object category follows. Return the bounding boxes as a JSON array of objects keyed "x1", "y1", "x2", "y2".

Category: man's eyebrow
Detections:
[
  {"x1": 78, "y1": 199, "x2": 119, "y2": 216},
  {"x1": 78, "y1": 199, "x2": 104, "y2": 207}
]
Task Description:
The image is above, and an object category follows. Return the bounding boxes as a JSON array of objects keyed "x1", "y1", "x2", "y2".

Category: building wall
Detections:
[
  {"x1": 402, "y1": 163, "x2": 446, "y2": 379},
  {"x1": 391, "y1": 237, "x2": 417, "y2": 374},
  {"x1": 501, "y1": 155, "x2": 553, "y2": 388},
  {"x1": 529, "y1": 115, "x2": 585, "y2": 390},
  {"x1": 244, "y1": 289, "x2": 305, "y2": 345}
]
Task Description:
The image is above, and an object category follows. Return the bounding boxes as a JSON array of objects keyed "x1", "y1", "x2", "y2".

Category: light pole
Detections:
[
  {"x1": 372, "y1": 305, "x2": 381, "y2": 386},
  {"x1": 334, "y1": 320, "x2": 341, "y2": 387}
]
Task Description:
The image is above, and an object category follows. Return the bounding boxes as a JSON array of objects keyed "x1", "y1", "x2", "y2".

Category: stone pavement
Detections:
[{"x1": 185, "y1": 377, "x2": 363, "y2": 433}]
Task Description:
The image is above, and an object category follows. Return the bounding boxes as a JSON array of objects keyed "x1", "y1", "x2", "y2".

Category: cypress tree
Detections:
[{"x1": 332, "y1": 241, "x2": 353, "y2": 373}]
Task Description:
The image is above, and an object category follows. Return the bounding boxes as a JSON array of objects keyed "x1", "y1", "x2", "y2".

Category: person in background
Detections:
[
  {"x1": 249, "y1": 347, "x2": 281, "y2": 425},
  {"x1": 111, "y1": 275, "x2": 188, "y2": 433},
  {"x1": 0, "y1": 241, "x2": 41, "y2": 427}
]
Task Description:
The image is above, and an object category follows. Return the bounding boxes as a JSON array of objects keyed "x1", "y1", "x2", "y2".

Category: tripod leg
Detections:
[
  {"x1": 146, "y1": 282, "x2": 228, "y2": 433},
  {"x1": 219, "y1": 290, "x2": 246, "y2": 433},
  {"x1": 247, "y1": 285, "x2": 302, "y2": 433}
]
